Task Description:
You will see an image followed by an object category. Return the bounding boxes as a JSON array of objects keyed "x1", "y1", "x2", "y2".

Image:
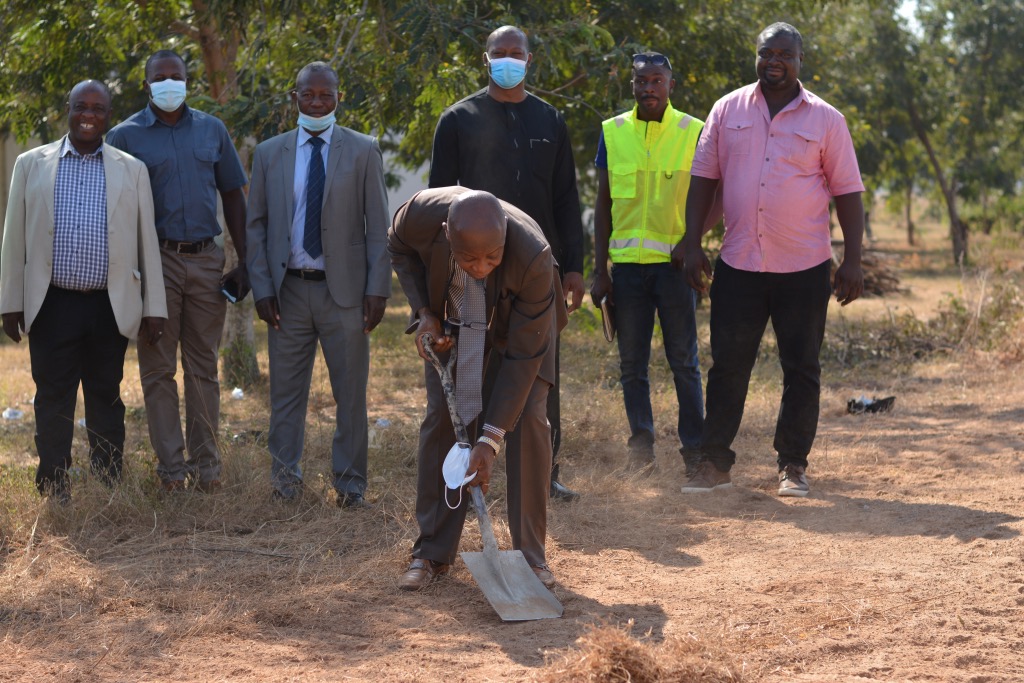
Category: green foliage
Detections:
[
  {"x1": 4, "y1": 0, "x2": 1024, "y2": 263},
  {"x1": 824, "y1": 276, "x2": 1024, "y2": 368}
]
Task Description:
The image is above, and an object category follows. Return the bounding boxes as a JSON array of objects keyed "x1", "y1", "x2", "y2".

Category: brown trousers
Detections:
[
  {"x1": 412, "y1": 354, "x2": 552, "y2": 568},
  {"x1": 138, "y1": 242, "x2": 226, "y2": 483}
]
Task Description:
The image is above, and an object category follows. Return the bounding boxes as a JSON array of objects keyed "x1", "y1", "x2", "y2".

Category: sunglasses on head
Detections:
[{"x1": 632, "y1": 54, "x2": 672, "y2": 70}]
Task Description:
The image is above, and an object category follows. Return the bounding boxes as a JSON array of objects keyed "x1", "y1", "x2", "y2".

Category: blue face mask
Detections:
[
  {"x1": 488, "y1": 56, "x2": 528, "y2": 89},
  {"x1": 297, "y1": 110, "x2": 336, "y2": 132},
  {"x1": 149, "y1": 79, "x2": 187, "y2": 113}
]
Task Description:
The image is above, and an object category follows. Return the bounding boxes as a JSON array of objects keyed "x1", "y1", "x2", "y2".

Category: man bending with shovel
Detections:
[{"x1": 389, "y1": 187, "x2": 566, "y2": 592}]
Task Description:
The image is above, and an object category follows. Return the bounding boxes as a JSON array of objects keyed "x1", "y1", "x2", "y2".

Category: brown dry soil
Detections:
[{"x1": 2, "y1": 222, "x2": 1023, "y2": 682}]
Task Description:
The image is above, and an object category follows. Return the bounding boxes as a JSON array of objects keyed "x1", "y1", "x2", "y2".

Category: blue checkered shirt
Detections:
[{"x1": 52, "y1": 137, "x2": 108, "y2": 291}]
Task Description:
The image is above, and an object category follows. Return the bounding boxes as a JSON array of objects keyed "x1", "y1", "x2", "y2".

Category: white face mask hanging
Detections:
[{"x1": 442, "y1": 441, "x2": 475, "y2": 509}]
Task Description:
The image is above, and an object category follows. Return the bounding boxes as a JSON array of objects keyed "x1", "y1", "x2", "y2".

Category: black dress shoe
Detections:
[
  {"x1": 549, "y1": 479, "x2": 580, "y2": 502},
  {"x1": 337, "y1": 491, "x2": 370, "y2": 509},
  {"x1": 272, "y1": 488, "x2": 297, "y2": 502}
]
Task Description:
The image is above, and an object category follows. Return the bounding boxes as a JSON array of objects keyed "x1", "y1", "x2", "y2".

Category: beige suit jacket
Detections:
[{"x1": 0, "y1": 138, "x2": 167, "y2": 338}]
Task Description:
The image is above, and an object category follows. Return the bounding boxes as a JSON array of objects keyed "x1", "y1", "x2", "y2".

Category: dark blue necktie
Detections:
[{"x1": 303, "y1": 135, "x2": 326, "y2": 259}]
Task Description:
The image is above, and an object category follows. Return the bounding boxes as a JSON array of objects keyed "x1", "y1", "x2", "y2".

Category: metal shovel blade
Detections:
[{"x1": 460, "y1": 486, "x2": 563, "y2": 621}]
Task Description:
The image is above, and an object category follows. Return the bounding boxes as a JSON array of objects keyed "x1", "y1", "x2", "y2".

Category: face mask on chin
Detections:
[
  {"x1": 488, "y1": 56, "x2": 528, "y2": 89},
  {"x1": 297, "y1": 110, "x2": 336, "y2": 132},
  {"x1": 148, "y1": 79, "x2": 187, "y2": 113}
]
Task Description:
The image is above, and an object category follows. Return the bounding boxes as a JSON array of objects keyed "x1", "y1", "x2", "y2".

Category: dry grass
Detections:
[
  {"x1": 2, "y1": 200, "x2": 1024, "y2": 681},
  {"x1": 537, "y1": 621, "x2": 744, "y2": 682}
]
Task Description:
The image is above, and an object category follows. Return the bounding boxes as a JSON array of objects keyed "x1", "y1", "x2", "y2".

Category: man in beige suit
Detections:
[
  {"x1": 246, "y1": 62, "x2": 390, "y2": 506},
  {"x1": 388, "y1": 187, "x2": 566, "y2": 590},
  {"x1": 1, "y1": 80, "x2": 166, "y2": 503}
]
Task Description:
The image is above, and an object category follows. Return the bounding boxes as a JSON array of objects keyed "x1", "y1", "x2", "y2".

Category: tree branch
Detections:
[
  {"x1": 169, "y1": 19, "x2": 201, "y2": 42},
  {"x1": 528, "y1": 79, "x2": 606, "y2": 120}
]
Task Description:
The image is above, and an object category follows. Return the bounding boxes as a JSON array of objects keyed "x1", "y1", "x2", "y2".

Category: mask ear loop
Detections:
[{"x1": 444, "y1": 484, "x2": 463, "y2": 510}]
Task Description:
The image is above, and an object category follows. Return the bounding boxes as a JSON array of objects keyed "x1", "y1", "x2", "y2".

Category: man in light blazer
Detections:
[
  {"x1": 246, "y1": 62, "x2": 390, "y2": 507},
  {"x1": 388, "y1": 187, "x2": 567, "y2": 591},
  {"x1": 1, "y1": 80, "x2": 167, "y2": 502}
]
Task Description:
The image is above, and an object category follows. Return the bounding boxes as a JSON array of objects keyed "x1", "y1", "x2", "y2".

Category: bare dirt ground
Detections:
[{"x1": 1, "y1": 212, "x2": 1023, "y2": 682}]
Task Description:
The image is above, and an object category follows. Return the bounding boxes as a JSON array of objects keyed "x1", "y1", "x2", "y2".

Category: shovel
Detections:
[{"x1": 423, "y1": 335, "x2": 563, "y2": 621}]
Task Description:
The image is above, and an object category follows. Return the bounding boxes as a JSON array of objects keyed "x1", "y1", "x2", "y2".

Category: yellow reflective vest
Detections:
[{"x1": 603, "y1": 104, "x2": 704, "y2": 264}]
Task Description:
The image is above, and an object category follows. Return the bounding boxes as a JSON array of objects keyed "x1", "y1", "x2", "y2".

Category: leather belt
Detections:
[
  {"x1": 286, "y1": 268, "x2": 327, "y2": 281},
  {"x1": 160, "y1": 238, "x2": 214, "y2": 254}
]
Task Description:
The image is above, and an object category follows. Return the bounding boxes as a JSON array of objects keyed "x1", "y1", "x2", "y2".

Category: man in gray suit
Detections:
[{"x1": 246, "y1": 62, "x2": 390, "y2": 506}]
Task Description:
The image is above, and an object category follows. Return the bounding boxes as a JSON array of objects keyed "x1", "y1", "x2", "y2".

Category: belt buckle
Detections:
[{"x1": 175, "y1": 241, "x2": 192, "y2": 254}]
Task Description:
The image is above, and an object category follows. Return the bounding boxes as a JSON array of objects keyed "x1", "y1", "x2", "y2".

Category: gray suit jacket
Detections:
[
  {"x1": 246, "y1": 125, "x2": 390, "y2": 308},
  {"x1": 0, "y1": 139, "x2": 167, "y2": 339}
]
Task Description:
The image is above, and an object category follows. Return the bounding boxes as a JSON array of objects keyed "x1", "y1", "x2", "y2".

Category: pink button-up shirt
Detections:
[{"x1": 691, "y1": 82, "x2": 864, "y2": 273}]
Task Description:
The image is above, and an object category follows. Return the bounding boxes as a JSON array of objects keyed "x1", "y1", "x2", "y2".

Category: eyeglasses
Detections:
[
  {"x1": 633, "y1": 54, "x2": 672, "y2": 70},
  {"x1": 445, "y1": 317, "x2": 488, "y2": 332}
]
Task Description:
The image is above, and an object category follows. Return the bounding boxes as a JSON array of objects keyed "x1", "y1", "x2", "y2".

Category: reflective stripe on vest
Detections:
[
  {"x1": 603, "y1": 105, "x2": 704, "y2": 264},
  {"x1": 608, "y1": 237, "x2": 675, "y2": 256}
]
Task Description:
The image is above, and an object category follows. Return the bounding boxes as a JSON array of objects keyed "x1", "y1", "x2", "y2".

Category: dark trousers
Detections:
[
  {"x1": 701, "y1": 259, "x2": 831, "y2": 472},
  {"x1": 484, "y1": 336, "x2": 563, "y2": 482},
  {"x1": 548, "y1": 337, "x2": 563, "y2": 480},
  {"x1": 28, "y1": 286, "x2": 130, "y2": 494},
  {"x1": 413, "y1": 353, "x2": 552, "y2": 568}
]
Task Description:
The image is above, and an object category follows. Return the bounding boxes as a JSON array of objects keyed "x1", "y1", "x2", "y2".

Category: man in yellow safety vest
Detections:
[{"x1": 591, "y1": 51, "x2": 715, "y2": 475}]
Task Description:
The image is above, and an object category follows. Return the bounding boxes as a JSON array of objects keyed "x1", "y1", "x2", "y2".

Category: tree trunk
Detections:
[
  {"x1": 906, "y1": 96, "x2": 968, "y2": 265},
  {"x1": 905, "y1": 182, "x2": 915, "y2": 246},
  {"x1": 980, "y1": 189, "x2": 993, "y2": 235},
  {"x1": 172, "y1": 2, "x2": 258, "y2": 387}
]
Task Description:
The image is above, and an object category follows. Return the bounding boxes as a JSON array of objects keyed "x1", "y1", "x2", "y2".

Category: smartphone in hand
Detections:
[{"x1": 221, "y1": 278, "x2": 240, "y2": 304}]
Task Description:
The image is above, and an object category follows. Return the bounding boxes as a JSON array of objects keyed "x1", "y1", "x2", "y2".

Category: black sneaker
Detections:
[
  {"x1": 337, "y1": 491, "x2": 370, "y2": 509},
  {"x1": 550, "y1": 479, "x2": 580, "y2": 502}
]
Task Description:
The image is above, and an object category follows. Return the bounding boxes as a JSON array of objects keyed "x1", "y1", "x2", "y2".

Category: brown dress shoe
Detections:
[
  {"x1": 778, "y1": 465, "x2": 809, "y2": 497},
  {"x1": 196, "y1": 479, "x2": 222, "y2": 493},
  {"x1": 680, "y1": 461, "x2": 732, "y2": 493},
  {"x1": 399, "y1": 558, "x2": 449, "y2": 591},
  {"x1": 531, "y1": 565, "x2": 556, "y2": 589}
]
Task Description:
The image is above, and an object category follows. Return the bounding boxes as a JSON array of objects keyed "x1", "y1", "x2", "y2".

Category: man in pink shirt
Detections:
[{"x1": 678, "y1": 22, "x2": 864, "y2": 497}]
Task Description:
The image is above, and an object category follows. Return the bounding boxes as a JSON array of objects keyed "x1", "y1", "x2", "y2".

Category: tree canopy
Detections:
[{"x1": 4, "y1": 0, "x2": 1022, "y2": 264}]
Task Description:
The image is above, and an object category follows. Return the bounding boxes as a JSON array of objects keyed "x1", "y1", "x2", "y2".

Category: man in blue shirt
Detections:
[{"x1": 107, "y1": 50, "x2": 248, "y2": 492}]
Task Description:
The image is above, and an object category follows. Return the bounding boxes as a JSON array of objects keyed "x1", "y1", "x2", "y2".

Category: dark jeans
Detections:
[
  {"x1": 28, "y1": 286, "x2": 130, "y2": 494},
  {"x1": 612, "y1": 262, "x2": 703, "y2": 450},
  {"x1": 701, "y1": 259, "x2": 832, "y2": 472}
]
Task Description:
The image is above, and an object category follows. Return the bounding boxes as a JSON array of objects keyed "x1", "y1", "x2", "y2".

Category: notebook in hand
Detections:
[{"x1": 600, "y1": 296, "x2": 615, "y2": 342}]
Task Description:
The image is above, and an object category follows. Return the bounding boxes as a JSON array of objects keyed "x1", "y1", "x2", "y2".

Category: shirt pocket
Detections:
[
  {"x1": 609, "y1": 163, "x2": 638, "y2": 199},
  {"x1": 194, "y1": 147, "x2": 220, "y2": 165},
  {"x1": 790, "y1": 129, "x2": 822, "y2": 170},
  {"x1": 655, "y1": 165, "x2": 687, "y2": 204},
  {"x1": 723, "y1": 119, "x2": 753, "y2": 156}
]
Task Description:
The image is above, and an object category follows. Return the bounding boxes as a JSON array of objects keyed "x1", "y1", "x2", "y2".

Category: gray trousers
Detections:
[
  {"x1": 139, "y1": 242, "x2": 226, "y2": 483},
  {"x1": 412, "y1": 354, "x2": 552, "y2": 568},
  {"x1": 267, "y1": 275, "x2": 369, "y2": 496}
]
